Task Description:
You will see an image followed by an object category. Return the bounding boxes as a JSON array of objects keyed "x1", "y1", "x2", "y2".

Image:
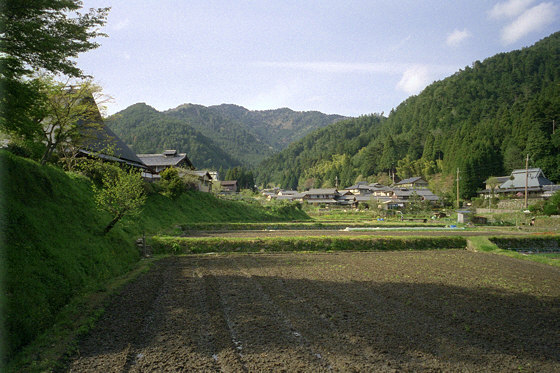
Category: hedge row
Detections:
[
  {"x1": 151, "y1": 236, "x2": 467, "y2": 254},
  {"x1": 490, "y1": 236, "x2": 560, "y2": 250}
]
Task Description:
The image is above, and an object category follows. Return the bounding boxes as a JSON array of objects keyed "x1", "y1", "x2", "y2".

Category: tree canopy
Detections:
[
  {"x1": 0, "y1": 0, "x2": 109, "y2": 78},
  {"x1": 0, "y1": 0, "x2": 109, "y2": 144}
]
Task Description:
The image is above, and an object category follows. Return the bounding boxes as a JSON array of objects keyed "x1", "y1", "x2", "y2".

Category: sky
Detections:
[{"x1": 77, "y1": 0, "x2": 560, "y2": 117}]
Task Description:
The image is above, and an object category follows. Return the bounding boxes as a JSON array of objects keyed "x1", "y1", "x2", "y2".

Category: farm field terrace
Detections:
[{"x1": 66, "y1": 250, "x2": 560, "y2": 372}]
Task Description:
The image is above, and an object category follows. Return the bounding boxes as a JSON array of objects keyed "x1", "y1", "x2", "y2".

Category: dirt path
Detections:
[
  {"x1": 66, "y1": 252, "x2": 560, "y2": 372},
  {"x1": 185, "y1": 228, "x2": 525, "y2": 238}
]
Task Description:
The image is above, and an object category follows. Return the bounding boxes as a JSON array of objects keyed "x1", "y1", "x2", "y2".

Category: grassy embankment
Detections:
[
  {"x1": 467, "y1": 236, "x2": 560, "y2": 267},
  {"x1": 0, "y1": 151, "x2": 307, "y2": 368}
]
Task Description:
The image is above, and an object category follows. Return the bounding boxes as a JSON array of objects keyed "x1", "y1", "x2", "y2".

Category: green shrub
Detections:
[{"x1": 151, "y1": 236, "x2": 467, "y2": 254}]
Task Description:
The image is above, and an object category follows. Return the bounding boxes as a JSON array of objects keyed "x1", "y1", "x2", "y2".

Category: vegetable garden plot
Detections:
[{"x1": 67, "y1": 251, "x2": 560, "y2": 372}]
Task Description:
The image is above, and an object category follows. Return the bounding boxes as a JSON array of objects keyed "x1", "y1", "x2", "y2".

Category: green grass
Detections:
[
  {"x1": 1, "y1": 151, "x2": 309, "y2": 366},
  {"x1": 2, "y1": 152, "x2": 139, "y2": 361},
  {"x1": 467, "y1": 236, "x2": 560, "y2": 267}
]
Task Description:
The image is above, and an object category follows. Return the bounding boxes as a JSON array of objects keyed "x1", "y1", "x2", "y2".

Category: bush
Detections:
[
  {"x1": 542, "y1": 191, "x2": 560, "y2": 216},
  {"x1": 151, "y1": 236, "x2": 467, "y2": 254}
]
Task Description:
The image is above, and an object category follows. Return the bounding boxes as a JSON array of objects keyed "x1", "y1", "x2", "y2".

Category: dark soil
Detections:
[{"x1": 66, "y1": 251, "x2": 560, "y2": 372}]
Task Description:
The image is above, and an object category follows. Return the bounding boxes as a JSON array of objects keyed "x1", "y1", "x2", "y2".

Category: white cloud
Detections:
[
  {"x1": 501, "y1": 2, "x2": 558, "y2": 44},
  {"x1": 446, "y1": 29, "x2": 471, "y2": 47},
  {"x1": 112, "y1": 18, "x2": 130, "y2": 31},
  {"x1": 489, "y1": 0, "x2": 535, "y2": 19},
  {"x1": 396, "y1": 65, "x2": 431, "y2": 95}
]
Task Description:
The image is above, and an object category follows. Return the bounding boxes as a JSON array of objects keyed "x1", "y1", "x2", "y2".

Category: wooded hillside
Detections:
[
  {"x1": 107, "y1": 103, "x2": 346, "y2": 168},
  {"x1": 256, "y1": 32, "x2": 560, "y2": 198}
]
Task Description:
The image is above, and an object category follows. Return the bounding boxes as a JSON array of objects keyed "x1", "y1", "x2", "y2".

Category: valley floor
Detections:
[{"x1": 66, "y1": 251, "x2": 560, "y2": 372}]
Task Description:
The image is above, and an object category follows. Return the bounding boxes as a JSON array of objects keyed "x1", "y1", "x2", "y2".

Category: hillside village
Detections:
[
  {"x1": 75, "y1": 100, "x2": 560, "y2": 214},
  {"x1": 3, "y1": 2, "x2": 560, "y2": 370}
]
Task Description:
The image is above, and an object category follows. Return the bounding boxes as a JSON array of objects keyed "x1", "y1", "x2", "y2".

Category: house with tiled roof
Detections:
[
  {"x1": 220, "y1": 180, "x2": 238, "y2": 193},
  {"x1": 395, "y1": 177, "x2": 428, "y2": 189},
  {"x1": 76, "y1": 96, "x2": 149, "y2": 170},
  {"x1": 137, "y1": 150, "x2": 194, "y2": 174},
  {"x1": 302, "y1": 188, "x2": 340, "y2": 205},
  {"x1": 479, "y1": 168, "x2": 559, "y2": 199}
]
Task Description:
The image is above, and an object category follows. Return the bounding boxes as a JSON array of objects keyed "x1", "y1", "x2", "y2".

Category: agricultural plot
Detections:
[{"x1": 67, "y1": 251, "x2": 560, "y2": 372}]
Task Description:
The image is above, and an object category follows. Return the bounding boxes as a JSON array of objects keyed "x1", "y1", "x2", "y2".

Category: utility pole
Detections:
[
  {"x1": 456, "y1": 168, "x2": 460, "y2": 209},
  {"x1": 524, "y1": 154, "x2": 529, "y2": 208},
  {"x1": 553, "y1": 119, "x2": 556, "y2": 135}
]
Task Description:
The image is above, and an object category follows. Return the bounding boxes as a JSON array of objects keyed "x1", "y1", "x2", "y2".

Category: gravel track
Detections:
[{"x1": 66, "y1": 251, "x2": 560, "y2": 372}]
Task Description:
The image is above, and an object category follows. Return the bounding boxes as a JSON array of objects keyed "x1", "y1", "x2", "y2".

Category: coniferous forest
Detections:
[{"x1": 256, "y1": 32, "x2": 560, "y2": 198}]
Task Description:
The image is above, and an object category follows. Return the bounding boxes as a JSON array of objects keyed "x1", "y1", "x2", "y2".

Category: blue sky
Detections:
[{"x1": 78, "y1": 0, "x2": 559, "y2": 117}]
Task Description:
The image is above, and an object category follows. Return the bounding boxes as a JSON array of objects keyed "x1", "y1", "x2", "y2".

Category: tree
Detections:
[
  {"x1": 542, "y1": 190, "x2": 560, "y2": 216},
  {"x1": 0, "y1": 0, "x2": 109, "y2": 140},
  {"x1": 94, "y1": 168, "x2": 147, "y2": 234},
  {"x1": 34, "y1": 77, "x2": 107, "y2": 165},
  {"x1": 0, "y1": 0, "x2": 109, "y2": 78}
]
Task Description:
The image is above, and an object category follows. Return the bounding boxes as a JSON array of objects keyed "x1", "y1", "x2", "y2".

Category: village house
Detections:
[
  {"x1": 479, "y1": 168, "x2": 560, "y2": 199},
  {"x1": 302, "y1": 188, "x2": 340, "y2": 205},
  {"x1": 394, "y1": 176, "x2": 429, "y2": 189},
  {"x1": 271, "y1": 190, "x2": 305, "y2": 201},
  {"x1": 137, "y1": 150, "x2": 194, "y2": 180},
  {"x1": 182, "y1": 170, "x2": 213, "y2": 193},
  {"x1": 220, "y1": 180, "x2": 238, "y2": 194},
  {"x1": 75, "y1": 96, "x2": 149, "y2": 171}
]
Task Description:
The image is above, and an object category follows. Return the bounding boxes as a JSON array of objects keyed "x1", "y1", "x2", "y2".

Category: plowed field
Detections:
[{"x1": 67, "y1": 251, "x2": 560, "y2": 372}]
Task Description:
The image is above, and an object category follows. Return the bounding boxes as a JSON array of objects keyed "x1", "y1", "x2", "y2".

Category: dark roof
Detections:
[
  {"x1": 221, "y1": 180, "x2": 237, "y2": 186},
  {"x1": 137, "y1": 152, "x2": 193, "y2": 169},
  {"x1": 485, "y1": 176, "x2": 510, "y2": 184},
  {"x1": 184, "y1": 170, "x2": 212, "y2": 179},
  {"x1": 396, "y1": 176, "x2": 427, "y2": 185},
  {"x1": 77, "y1": 103, "x2": 147, "y2": 169},
  {"x1": 500, "y1": 168, "x2": 553, "y2": 189},
  {"x1": 305, "y1": 198, "x2": 338, "y2": 204},
  {"x1": 304, "y1": 188, "x2": 338, "y2": 195}
]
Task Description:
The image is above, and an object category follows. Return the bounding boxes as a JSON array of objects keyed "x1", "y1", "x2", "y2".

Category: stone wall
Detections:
[{"x1": 496, "y1": 198, "x2": 541, "y2": 210}]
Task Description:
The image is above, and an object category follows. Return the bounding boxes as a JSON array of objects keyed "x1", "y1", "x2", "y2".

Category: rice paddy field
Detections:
[{"x1": 66, "y1": 250, "x2": 560, "y2": 372}]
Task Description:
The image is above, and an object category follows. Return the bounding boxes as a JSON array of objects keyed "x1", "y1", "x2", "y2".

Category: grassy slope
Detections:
[{"x1": 0, "y1": 151, "x2": 307, "y2": 363}]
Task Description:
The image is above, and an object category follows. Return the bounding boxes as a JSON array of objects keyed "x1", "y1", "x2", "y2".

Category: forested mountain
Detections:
[
  {"x1": 257, "y1": 115, "x2": 385, "y2": 189},
  {"x1": 164, "y1": 104, "x2": 274, "y2": 166},
  {"x1": 257, "y1": 32, "x2": 560, "y2": 198},
  {"x1": 207, "y1": 104, "x2": 347, "y2": 150},
  {"x1": 107, "y1": 102, "x2": 346, "y2": 168},
  {"x1": 106, "y1": 103, "x2": 241, "y2": 169}
]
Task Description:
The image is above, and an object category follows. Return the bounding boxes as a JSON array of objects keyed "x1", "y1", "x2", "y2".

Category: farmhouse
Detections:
[
  {"x1": 395, "y1": 176, "x2": 429, "y2": 189},
  {"x1": 479, "y1": 168, "x2": 560, "y2": 199},
  {"x1": 137, "y1": 150, "x2": 194, "y2": 180},
  {"x1": 75, "y1": 96, "x2": 149, "y2": 170},
  {"x1": 182, "y1": 170, "x2": 213, "y2": 193},
  {"x1": 302, "y1": 188, "x2": 339, "y2": 205},
  {"x1": 220, "y1": 180, "x2": 238, "y2": 193}
]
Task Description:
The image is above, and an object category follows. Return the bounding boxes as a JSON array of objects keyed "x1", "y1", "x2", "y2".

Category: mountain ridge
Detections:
[
  {"x1": 256, "y1": 32, "x2": 560, "y2": 198},
  {"x1": 107, "y1": 102, "x2": 347, "y2": 169}
]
